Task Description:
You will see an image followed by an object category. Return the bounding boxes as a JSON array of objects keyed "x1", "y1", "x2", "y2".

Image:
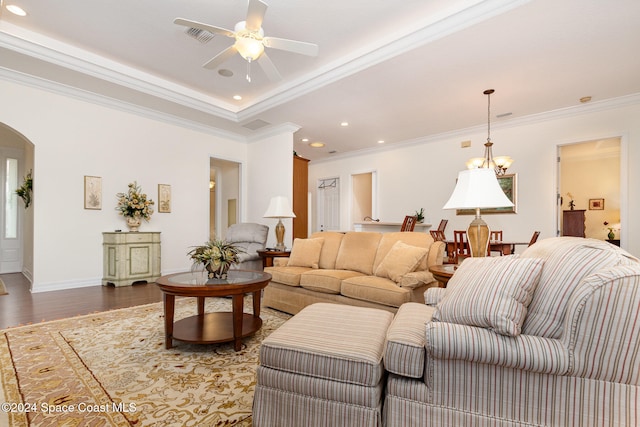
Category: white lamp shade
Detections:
[
  {"x1": 443, "y1": 168, "x2": 514, "y2": 209},
  {"x1": 263, "y1": 196, "x2": 296, "y2": 218}
]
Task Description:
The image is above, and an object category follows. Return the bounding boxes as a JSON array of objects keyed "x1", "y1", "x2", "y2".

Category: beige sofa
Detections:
[{"x1": 262, "y1": 231, "x2": 445, "y2": 314}]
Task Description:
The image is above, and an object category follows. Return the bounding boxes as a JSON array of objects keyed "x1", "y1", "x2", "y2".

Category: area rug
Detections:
[
  {"x1": 0, "y1": 297, "x2": 290, "y2": 426},
  {"x1": 0, "y1": 278, "x2": 7, "y2": 295}
]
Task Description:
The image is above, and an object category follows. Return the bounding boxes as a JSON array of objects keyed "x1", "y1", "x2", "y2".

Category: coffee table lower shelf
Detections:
[{"x1": 172, "y1": 312, "x2": 263, "y2": 346}]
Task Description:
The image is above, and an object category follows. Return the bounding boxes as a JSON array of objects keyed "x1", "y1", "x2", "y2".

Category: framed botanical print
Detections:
[
  {"x1": 589, "y1": 198, "x2": 604, "y2": 210},
  {"x1": 84, "y1": 176, "x2": 102, "y2": 210},
  {"x1": 457, "y1": 173, "x2": 517, "y2": 215},
  {"x1": 158, "y1": 184, "x2": 171, "y2": 213}
]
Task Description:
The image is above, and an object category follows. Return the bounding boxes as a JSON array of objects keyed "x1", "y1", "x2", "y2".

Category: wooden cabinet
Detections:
[
  {"x1": 562, "y1": 210, "x2": 586, "y2": 237},
  {"x1": 293, "y1": 155, "x2": 309, "y2": 239},
  {"x1": 102, "y1": 232, "x2": 161, "y2": 287}
]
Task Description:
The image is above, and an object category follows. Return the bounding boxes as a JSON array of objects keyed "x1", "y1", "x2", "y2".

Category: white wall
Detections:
[
  {"x1": 0, "y1": 79, "x2": 290, "y2": 292},
  {"x1": 309, "y1": 99, "x2": 640, "y2": 256}
]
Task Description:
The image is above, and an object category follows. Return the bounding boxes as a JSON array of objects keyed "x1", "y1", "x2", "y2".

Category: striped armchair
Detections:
[{"x1": 384, "y1": 237, "x2": 640, "y2": 426}]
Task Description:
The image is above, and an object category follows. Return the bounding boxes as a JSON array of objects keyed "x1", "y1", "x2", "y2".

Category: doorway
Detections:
[
  {"x1": 351, "y1": 171, "x2": 377, "y2": 228},
  {"x1": 557, "y1": 137, "x2": 622, "y2": 243},
  {"x1": 209, "y1": 157, "x2": 241, "y2": 240}
]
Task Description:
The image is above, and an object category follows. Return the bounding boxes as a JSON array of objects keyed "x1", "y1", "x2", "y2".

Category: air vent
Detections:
[
  {"x1": 242, "y1": 119, "x2": 271, "y2": 130},
  {"x1": 185, "y1": 28, "x2": 215, "y2": 43}
]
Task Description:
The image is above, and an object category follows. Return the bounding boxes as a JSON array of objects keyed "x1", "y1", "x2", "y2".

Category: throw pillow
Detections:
[
  {"x1": 287, "y1": 238, "x2": 324, "y2": 269},
  {"x1": 374, "y1": 241, "x2": 428, "y2": 283},
  {"x1": 432, "y1": 256, "x2": 544, "y2": 336}
]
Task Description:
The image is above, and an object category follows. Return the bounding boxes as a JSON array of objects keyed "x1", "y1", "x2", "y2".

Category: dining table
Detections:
[{"x1": 445, "y1": 239, "x2": 529, "y2": 257}]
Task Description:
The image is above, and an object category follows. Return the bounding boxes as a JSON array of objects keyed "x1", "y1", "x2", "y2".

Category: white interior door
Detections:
[{"x1": 0, "y1": 149, "x2": 23, "y2": 273}]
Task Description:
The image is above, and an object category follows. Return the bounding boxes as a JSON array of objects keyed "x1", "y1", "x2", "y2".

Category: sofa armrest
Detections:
[
  {"x1": 384, "y1": 302, "x2": 435, "y2": 378},
  {"x1": 424, "y1": 287, "x2": 446, "y2": 306},
  {"x1": 426, "y1": 240, "x2": 445, "y2": 268},
  {"x1": 273, "y1": 257, "x2": 289, "y2": 267},
  {"x1": 425, "y1": 322, "x2": 570, "y2": 376}
]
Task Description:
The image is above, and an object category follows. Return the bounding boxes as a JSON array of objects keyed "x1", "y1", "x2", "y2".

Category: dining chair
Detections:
[
  {"x1": 452, "y1": 230, "x2": 469, "y2": 264},
  {"x1": 401, "y1": 215, "x2": 417, "y2": 232},
  {"x1": 528, "y1": 231, "x2": 541, "y2": 246},
  {"x1": 489, "y1": 230, "x2": 504, "y2": 256},
  {"x1": 430, "y1": 230, "x2": 446, "y2": 241},
  {"x1": 437, "y1": 219, "x2": 448, "y2": 232}
]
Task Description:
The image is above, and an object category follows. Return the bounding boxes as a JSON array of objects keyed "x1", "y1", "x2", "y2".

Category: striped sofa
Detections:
[{"x1": 384, "y1": 237, "x2": 640, "y2": 426}]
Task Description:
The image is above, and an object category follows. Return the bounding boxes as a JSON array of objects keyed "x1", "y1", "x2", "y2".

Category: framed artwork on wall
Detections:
[
  {"x1": 589, "y1": 198, "x2": 604, "y2": 210},
  {"x1": 457, "y1": 173, "x2": 517, "y2": 215},
  {"x1": 158, "y1": 184, "x2": 171, "y2": 213},
  {"x1": 84, "y1": 176, "x2": 102, "y2": 210}
]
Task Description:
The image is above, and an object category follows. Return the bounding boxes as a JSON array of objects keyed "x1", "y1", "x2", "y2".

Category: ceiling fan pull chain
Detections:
[{"x1": 246, "y1": 58, "x2": 252, "y2": 82}]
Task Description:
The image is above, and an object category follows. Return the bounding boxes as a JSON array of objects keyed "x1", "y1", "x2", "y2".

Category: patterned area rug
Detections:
[{"x1": 0, "y1": 297, "x2": 290, "y2": 426}]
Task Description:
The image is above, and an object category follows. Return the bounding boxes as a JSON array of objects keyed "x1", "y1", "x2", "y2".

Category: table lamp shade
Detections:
[
  {"x1": 443, "y1": 169, "x2": 514, "y2": 257},
  {"x1": 263, "y1": 196, "x2": 296, "y2": 251}
]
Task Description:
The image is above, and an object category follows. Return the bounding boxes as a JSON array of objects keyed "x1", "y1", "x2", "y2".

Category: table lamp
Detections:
[
  {"x1": 263, "y1": 196, "x2": 296, "y2": 251},
  {"x1": 443, "y1": 168, "x2": 514, "y2": 257}
]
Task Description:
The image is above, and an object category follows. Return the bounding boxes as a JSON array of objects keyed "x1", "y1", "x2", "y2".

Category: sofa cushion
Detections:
[
  {"x1": 300, "y1": 269, "x2": 366, "y2": 294},
  {"x1": 520, "y1": 237, "x2": 640, "y2": 338},
  {"x1": 310, "y1": 232, "x2": 345, "y2": 269},
  {"x1": 264, "y1": 266, "x2": 312, "y2": 287},
  {"x1": 373, "y1": 232, "x2": 433, "y2": 272},
  {"x1": 341, "y1": 276, "x2": 411, "y2": 308},
  {"x1": 433, "y1": 256, "x2": 544, "y2": 336},
  {"x1": 335, "y1": 232, "x2": 382, "y2": 275},
  {"x1": 287, "y1": 237, "x2": 324, "y2": 268},
  {"x1": 374, "y1": 241, "x2": 428, "y2": 283}
]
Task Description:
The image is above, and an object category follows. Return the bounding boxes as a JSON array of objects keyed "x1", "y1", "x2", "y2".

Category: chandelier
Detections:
[{"x1": 466, "y1": 89, "x2": 513, "y2": 176}]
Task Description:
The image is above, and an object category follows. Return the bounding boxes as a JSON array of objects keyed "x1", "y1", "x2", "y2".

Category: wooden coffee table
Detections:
[{"x1": 156, "y1": 269, "x2": 271, "y2": 351}]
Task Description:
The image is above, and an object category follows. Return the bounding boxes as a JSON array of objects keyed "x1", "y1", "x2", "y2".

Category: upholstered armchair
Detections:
[{"x1": 224, "y1": 223, "x2": 269, "y2": 271}]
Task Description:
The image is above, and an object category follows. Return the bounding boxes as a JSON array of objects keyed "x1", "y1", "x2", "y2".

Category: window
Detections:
[{"x1": 5, "y1": 158, "x2": 18, "y2": 239}]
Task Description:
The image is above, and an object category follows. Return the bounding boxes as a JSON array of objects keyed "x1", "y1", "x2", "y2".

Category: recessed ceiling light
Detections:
[
  {"x1": 340, "y1": 122, "x2": 349, "y2": 127},
  {"x1": 309, "y1": 141, "x2": 325, "y2": 148},
  {"x1": 233, "y1": 95, "x2": 242, "y2": 100},
  {"x1": 218, "y1": 69, "x2": 233, "y2": 77},
  {"x1": 377, "y1": 140, "x2": 385, "y2": 144},
  {"x1": 580, "y1": 96, "x2": 592, "y2": 103},
  {"x1": 6, "y1": 4, "x2": 27, "y2": 16},
  {"x1": 301, "y1": 138, "x2": 309, "y2": 142}
]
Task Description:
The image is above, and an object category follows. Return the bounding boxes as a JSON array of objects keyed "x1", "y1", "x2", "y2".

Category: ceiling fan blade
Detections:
[
  {"x1": 245, "y1": 0, "x2": 268, "y2": 32},
  {"x1": 174, "y1": 18, "x2": 235, "y2": 38},
  {"x1": 257, "y1": 53, "x2": 282, "y2": 82},
  {"x1": 203, "y1": 45, "x2": 238, "y2": 69},
  {"x1": 263, "y1": 37, "x2": 319, "y2": 57}
]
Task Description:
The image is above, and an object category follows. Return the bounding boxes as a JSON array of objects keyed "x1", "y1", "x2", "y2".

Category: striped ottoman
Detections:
[{"x1": 253, "y1": 303, "x2": 394, "y2": 427}]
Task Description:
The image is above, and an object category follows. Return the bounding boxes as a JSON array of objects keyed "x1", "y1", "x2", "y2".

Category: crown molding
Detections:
[
  {"x1": 0, "y1": 67, "x2": 246, "y2": 142},
  {"x1": 312, "y1": 93, "x2": 640, "y2": 164}
]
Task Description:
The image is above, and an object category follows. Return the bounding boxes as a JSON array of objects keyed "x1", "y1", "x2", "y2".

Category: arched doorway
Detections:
[{"x1": 0, "y1": 123, "x2": 34, "y2": 278}]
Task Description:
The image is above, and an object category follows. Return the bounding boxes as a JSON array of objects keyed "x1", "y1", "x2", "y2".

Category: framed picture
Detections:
[
  {"x1": 158, "y1": 184, "x2": 171, "y2": 213},
  {"x1": 457, "y1": 173, "x2": 517, "y2": 215},
  {"x1": 589, "y1": 198, "x2": 604, "y2": 210},
  {"x1": 84, "y1": 176, "x2": 102, "y2": 210}
]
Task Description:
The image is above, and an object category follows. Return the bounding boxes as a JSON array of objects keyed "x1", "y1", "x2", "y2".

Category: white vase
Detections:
[{"x1": 126, "y1": 216, "x2": 141, "y2": 232}]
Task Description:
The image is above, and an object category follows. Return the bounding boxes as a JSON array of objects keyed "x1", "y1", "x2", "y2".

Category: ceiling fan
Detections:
[{"x1": 174, "y1": 0, "x2": 319, "y2": 82}]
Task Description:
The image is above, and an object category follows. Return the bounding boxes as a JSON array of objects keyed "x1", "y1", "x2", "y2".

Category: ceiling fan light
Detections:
[{"x1": 235, "y1": 36, "x2": 264, "y2": 60}]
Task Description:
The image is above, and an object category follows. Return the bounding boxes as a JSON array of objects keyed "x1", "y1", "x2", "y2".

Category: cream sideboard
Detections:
[{"x1": 102, "y1": 232, "x2": 161, "y2": 287}]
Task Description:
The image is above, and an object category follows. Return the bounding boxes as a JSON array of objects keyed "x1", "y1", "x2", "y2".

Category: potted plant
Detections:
[
  {"x1": 188, "y1": 238, "x2": 244, "y2": 279},
  {"x1": 16, "y1": 170, "x2": 33, "y2": 209},
  {"x1": 116, "y1": 181, "x2": 154, "y2": 231},
  {"x1": 415, "y1": 208, "x2": 425, "y2": 223}
]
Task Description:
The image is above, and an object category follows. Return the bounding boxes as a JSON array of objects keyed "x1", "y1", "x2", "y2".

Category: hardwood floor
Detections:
[{"x1": 0, "y1": 273, "x2": 163, "y2": 329}]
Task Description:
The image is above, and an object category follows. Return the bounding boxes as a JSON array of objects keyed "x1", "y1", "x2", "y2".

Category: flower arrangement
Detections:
[
  {"x1": 188, "y1": 238, "x2": 244, "y2": 279},
  {"x1": 116, "y1": 181, "x2": 154, "y2": 220},
  {"x1": 603, "y1": 221, "x2": 618, "y2": 240},
  {"x1": 15, "y1": 170, "x2": 33, "y2": 209},
  {"x1": 566, "y1": 192, "x2": 575, "y2": 210}
]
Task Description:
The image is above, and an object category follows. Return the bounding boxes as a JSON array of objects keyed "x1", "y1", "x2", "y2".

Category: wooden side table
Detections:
[
  {"x1": 257, "y1": 249, "x2": 291, "y2": 268},
  {"x1": 429, "y1": 264, "x2": 457, "y2": 287}
]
